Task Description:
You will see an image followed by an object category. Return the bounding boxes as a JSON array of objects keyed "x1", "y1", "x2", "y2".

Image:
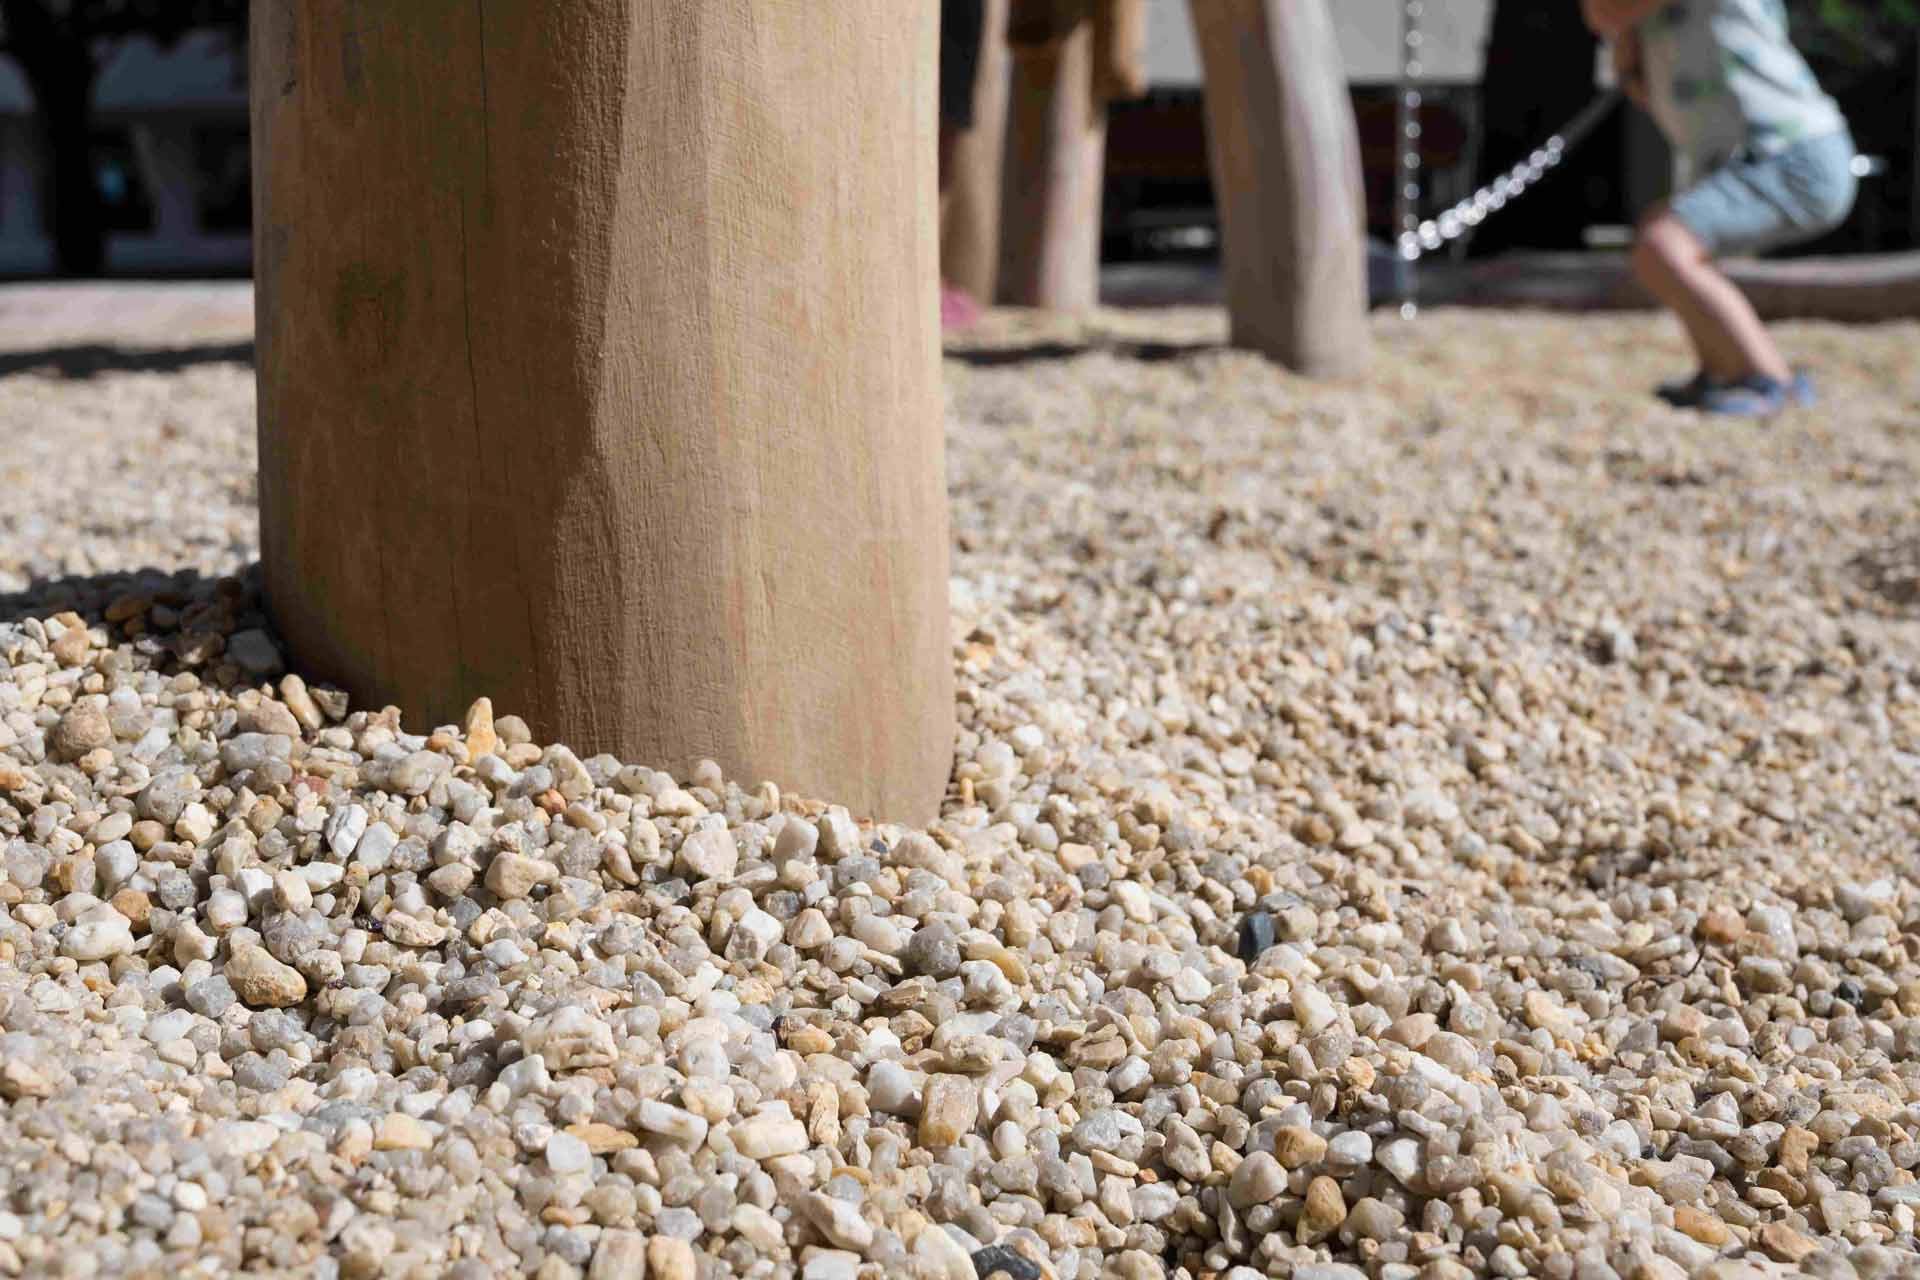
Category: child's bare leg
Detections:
[{"x1": 1631, "y1": 209, "x2": 1792, "y2": 384}]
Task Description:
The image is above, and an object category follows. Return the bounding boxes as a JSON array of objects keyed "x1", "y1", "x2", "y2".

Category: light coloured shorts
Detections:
[{"x1": 1668, "y1": 129, "x2": 1858, "y2": 257}]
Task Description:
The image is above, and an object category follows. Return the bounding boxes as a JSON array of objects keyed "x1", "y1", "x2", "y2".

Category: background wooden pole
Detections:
[
  {"x1": 1189, "y1": 0, "x2": 1372, "y2": 377},
  {"x1": 942, "y1": 0, "x2": 1012, "y2": 304},
  {"x1": 997, "y1": 1, "x2": 1107, "y2": 310},
  {"x1": 252, "y1": 2, "x2": 954, "y2": 822}
]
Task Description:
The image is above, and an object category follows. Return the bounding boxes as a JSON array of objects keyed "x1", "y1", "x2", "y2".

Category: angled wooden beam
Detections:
[
  {"x1": 1189, "y1": 0, "x2": 1372, "y2": 376},
  {"x1": 998, "y1": 0, "x2": 1108, "y2": 310},
  {"x1": 943, "y1": 0, "x2": 1013, "y2": 305}
]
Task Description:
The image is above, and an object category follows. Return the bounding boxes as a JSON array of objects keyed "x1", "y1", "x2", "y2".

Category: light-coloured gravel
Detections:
[{"x1": 4, "y1": 306, "x2": 1920, "y2": 1280}]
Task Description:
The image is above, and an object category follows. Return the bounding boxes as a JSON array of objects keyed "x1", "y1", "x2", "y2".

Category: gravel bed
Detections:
[{"x1": 3, "y1": 308, "x2": 1920, "y2": 1279}]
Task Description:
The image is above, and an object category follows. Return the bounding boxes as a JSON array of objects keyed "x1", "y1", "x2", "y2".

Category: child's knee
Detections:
[
  {"x1": 1632, "y1": 218, "x2": 1694, "y2": 284},
  {"x1": 1629, "y1": 232, "x2": 1672, "y2": 287}
]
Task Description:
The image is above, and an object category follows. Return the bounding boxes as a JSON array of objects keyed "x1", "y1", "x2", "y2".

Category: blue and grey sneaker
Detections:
[
  {"x1": 1661, "y1": 369, "x2": 1814, "y2": 412},
  {"x1": 1696, "y1": 375, "x2": 1791, "y2": 417}
]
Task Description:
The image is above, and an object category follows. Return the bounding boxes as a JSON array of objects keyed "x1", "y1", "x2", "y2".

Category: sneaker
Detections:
[
  {"x1": 1656, "y1": 369, "x2": 1711, "y2": 408},
  {"x1": 1786, "y1": 369, "x2": 1816, "y2": 406},
  {"x1": 1696, "y1": 375, "x2": 1789, "y2": 417},
  {"x1": 940, "y1": 284, "x2": 981, "y2": 332}
]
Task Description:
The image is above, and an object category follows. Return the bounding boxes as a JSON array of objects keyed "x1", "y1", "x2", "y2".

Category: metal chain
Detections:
[
  {"x1": 1395, "y1": 90, "x2": 1623, "y2": 266},
  {"x1": 1395, "y1": 0, "x2": 1424, "y2": 316}
]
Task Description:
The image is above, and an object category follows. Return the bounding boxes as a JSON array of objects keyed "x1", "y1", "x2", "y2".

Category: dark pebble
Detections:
[
  {"x1": 972, "y1": 1246, "x2": 1042, "y2": 1280},
  {"x1": 1836, "y1": 978, "x2": 1867, "y2": 1011},
  {"x1": 1237, "y1": 911, "x2": 1276, "y2": 962}
]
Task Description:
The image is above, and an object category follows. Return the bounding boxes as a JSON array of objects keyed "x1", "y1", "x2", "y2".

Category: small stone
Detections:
[
  {"x1": 1345, "y1": 1197, "x2": 1403, "y2": 1240},
  {"x1": 1779, "y1": 1125, "x2": 1818, "y2": 1177},
  {"x1": 50, "y1": 624, "x2": 91, "y2": 667},
  {"x1": 1293, "y1": 983, "x2": 1337, "y2": 1034},
  {"x1": 109, "y1": 889, "x2": 151, "y2": 932},
  {"x1": 1758, "y1": 1222, "x2": 1817, "y2": 1263},
  {"x1": 1228, "y1": 1150, "x2": 1286, "y2": 1208},
  {"x1": 388, "y1": 750, "x2": 450, "y2": 796},
  {"x1": 636, "y1": 1100, "x2": 710, "y2": 1145},
  {"x1": 545, "y1": 1130, "x2": 591, "y2": 1174},
  {"x1": 61, "y1": 916, "x2": 134, "y2": 961},
  {"x1": 587, "y1": 1229, "x2": 647, "y2": 1280},
  {"x1": 971, "y1": 1245, "x2": 1042, "y2": 1280},
  {"x1": 325, "y1": 804, "x2": 369, "y2": 858},
  {"x1": 1237, "y1": 910, "x2": 1276, "y2": 961},
  {"x1": 272, "y1": 870, "x2": 312, "y2": 913},
  {"x1": 919, "y1": 1075, "x2": 979, "y2": 1149},
  {"x1": 1300, "y1": 1174, "x2": 1346, "y2": 1243},
  {"x1": 226, "y1": 945, "x2": 308, "y2": 1007},
  {"x1": 1660, "y1": 1003, "x2": 1707, "y2": 1042},
  {"x1": 464, "y1": 697, "x2": 499, "y2": 758},
  {"x1": 185, "y1": 976, "x2": 236, "y2": 1018},
  {"x1": 647, "y1": 1236, "x2": 697, "y2": 1280},
  {"x1": 732, "y1": 1113, "x2": 809, "y2": 1160},
  {"x1": 1671, "y1": 1205, "x2": 1729, "y2": 1246},
  {"x1": 0, "y1": 1059, "x2": 54, "y2": 1100},
  {"x1": 486, "y1": 850, "x2": 554, "y2": 899},
  {"x1": 375, "y1": 1113, "x2": 433, "y2": 1151},
  {"x1": 914, "y1": 1226, "x2": 975, "y2": 1280},
  {"x1": 1274, "y1": 1125, "x2": 1328, "y2": 1169},
  {"x1": 227, "y1": 629, "x2": 285, "y2": 676},
  {"x1": 801, "y1": 1191, "x2": 873, "y2": 1250},
  {"x1": 381, "y1": 910, "x2": 447, "y2": 948},
  {"x1": 568, "y1": 1123, "x2": 637, "y2": 1155},
  {"x1": 675, "y1": 827, "x2": 738, "y2": 882},
  {"x1": 279, "y1": 674, "x2": 325, "y2": 731},
  {"x1": 867, "y1": 1061, "x2": 921, "y2": 1117},
  {"x1": 1327, "y1": 1130, "x2": 1372, "y2": 1168},
  {"x1": 50, "y1": 704, "x2": 113, "y2": 762}
]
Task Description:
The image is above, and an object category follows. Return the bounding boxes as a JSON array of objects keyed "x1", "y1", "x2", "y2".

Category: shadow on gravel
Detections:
[
  {"x1": 1851, "y1": 537, "x2": 1920, "y2": 609},
  {"x1": 0, "y1": 342, "x2": 255, "y2": 380},
  {"x1": 945, "y1": 339, "x2": 1221, "y2": 368},
  {"x1": 0, "y1": 566, "x2": 239, "y2": 627}
]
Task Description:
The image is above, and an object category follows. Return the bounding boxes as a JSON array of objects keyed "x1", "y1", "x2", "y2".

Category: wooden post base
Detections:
[{"x1": 251, "y1": 3, "x2": 954, "y2": 821}]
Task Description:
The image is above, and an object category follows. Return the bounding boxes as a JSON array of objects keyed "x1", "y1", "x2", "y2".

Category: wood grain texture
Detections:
[
  {"x1": 941, "y1": 0, "x2": 1012, "y2": 304},
  {"x1": 998, "y1": 1, "x2": 1106, "y2": 310},
  {"x1": 1189, "y1": 0, "x2": 1372, "y2": 377},
  {"x1": 252, "y1": 1, "x2": 954, "y2": 822}
]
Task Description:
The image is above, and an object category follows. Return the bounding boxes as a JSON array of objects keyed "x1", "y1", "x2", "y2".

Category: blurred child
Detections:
[{"x1": 1584, "y1": 0, "x2": 1856, "y2": 416}]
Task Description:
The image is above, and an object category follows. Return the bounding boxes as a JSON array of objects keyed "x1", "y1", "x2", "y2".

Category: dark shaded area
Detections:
[
  {"x1": 1469, "y1": 0, "x2": 1612, "y2": 256},
  {"x1": 0, "y1": 1, "x2": 247, "y2": 276},
  {"x1": 0, "y1": 564, "x2": 232, "y2": 626},
  {"x1": 944, "y1": 338, "x2": 1221, "y2": 368},
  {"x1": 0, "y1": 340, "x2": 253, "y2": 379}
]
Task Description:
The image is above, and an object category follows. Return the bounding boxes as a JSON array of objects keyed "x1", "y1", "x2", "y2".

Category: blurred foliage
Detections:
[{"x1": 1788, "y1": 0, "x2": 1920, "y2": 91}]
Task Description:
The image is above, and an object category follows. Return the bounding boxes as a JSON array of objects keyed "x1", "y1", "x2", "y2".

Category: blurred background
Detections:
[{"x1": 0, "y1": 0, "x2": 1911, "y2": 280}]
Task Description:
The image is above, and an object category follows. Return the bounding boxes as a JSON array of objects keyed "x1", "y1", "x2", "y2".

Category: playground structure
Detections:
[
  {"x1": 251, "y1": 0, "x2": 1374, "y2": 820},
  {"x1": 969, "y1": 0, "x2": 1370, "y2": 370},
  {"x1": 251, "y1": 1, "x2": 1918, "y2": 823}
]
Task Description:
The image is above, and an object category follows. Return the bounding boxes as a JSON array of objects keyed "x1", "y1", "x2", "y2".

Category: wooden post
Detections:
[
  {"x1": 1189, "y1": 0, "x2": 1372, "y2": 376},
  {"x1": 998, "y1": 0, "x2": 1107, "y2": 310},
  {"x1": 942, "y1": 0, "x2": 1012, "y2": 304},
  {"x1": 251, "y1": 3, "x2": 954, "y2": 822}
]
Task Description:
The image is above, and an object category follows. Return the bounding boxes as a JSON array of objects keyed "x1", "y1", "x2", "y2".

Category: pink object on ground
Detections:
[{"x1": 940, "y1": 283, "x2": 982, "y2": 331}]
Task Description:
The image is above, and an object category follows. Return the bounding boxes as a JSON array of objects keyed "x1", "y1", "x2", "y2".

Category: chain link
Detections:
[{"x1": 1396, "y1": 91, "x2": 1623, "y2": 264}]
